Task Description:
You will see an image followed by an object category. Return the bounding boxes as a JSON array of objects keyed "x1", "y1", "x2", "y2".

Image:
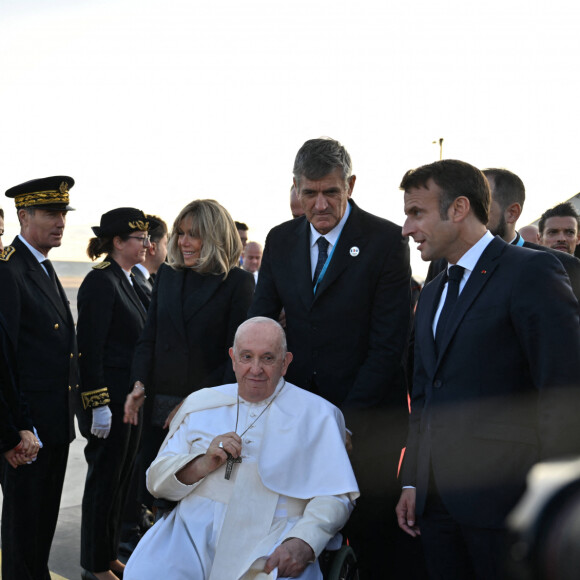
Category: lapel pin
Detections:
[
  {"x1": 481, "y1": 270, "x2": 487, "y2": 274},
  {"x1": 350, "y1": 246, "x2": 360, "y2": 257}
]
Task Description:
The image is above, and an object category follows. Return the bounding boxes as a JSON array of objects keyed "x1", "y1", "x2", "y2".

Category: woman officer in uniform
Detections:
[{"x1": 77, "y1": 208, "x2": 150, "y2": 580}]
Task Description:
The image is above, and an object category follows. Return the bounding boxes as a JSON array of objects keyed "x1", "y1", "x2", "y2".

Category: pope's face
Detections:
[
  {"x1": 296, "y1": 168, "x2": 354, "y2": 235},
  {"x1": 19, "y1": 208, "x2": 67, "y2": 257},
  {"x1": 230, "y1": 323, "x2": 292, "y2": 402}
]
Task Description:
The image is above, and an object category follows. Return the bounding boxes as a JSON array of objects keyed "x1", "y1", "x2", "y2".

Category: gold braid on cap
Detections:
[
  {"x1": 128, "y1": 220, "x2": 149, "y2": 231},
  {"x1": 14, "y1": 182, "x2": 70, "y2": 209}
]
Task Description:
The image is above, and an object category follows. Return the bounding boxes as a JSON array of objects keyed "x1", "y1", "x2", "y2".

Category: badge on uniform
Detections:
[{"x1": 349, "y1": 246, "x2": 360, "y2": 257}]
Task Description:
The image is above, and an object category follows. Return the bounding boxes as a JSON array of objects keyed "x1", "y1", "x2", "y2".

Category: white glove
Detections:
[{"x1": 91, "y1": 405, "x2": 112, "y2": 439}]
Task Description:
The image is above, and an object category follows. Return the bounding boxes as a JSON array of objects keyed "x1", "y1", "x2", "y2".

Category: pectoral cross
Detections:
[{"x1": 224, "y1": 453, "x2": 242, "y2": 480}]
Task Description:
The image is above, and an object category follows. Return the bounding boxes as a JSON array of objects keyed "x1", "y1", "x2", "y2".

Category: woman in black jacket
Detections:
[
  {"x1": 123, "y1": 199, "x2": 254, "y2": 508},
  {"x1": 77, "y1": 208, "x2": 149, "y2": 580}
]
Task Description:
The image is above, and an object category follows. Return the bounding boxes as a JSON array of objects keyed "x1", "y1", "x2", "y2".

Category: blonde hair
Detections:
[{"x1": 167, "y1": 199, "x2": 242, "y2": 276}]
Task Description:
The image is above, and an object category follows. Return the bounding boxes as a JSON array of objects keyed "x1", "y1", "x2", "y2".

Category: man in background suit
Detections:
[
  {"x1": 249, "y1": 137, "x2": 411, "y2": 578},
  {"x1": 131, "y1": 214, "x2": 168, "y2": 304},
  {"x1": 425, "y1": 168, "x2": 580, "y2": 302},
  {"x1": 0, "y1": 176, "x2": 78, "y2": 580},
  {"x1": 396, "y1": 159, "x2": 580, "y2": 579}
]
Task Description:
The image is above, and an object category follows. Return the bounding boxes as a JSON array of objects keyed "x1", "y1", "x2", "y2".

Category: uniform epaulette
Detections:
[
  {"x1": 92, "y1": 261, "x2": 111, "y2": 270},
  {"x1": 0, "y1": 246, "x2": 16, "y2": 261}
]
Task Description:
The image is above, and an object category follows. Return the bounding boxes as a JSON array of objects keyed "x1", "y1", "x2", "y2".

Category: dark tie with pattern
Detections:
[
  {"x1": 42, "y1": 259, "x2": 61, "y2": 295},
  {"x1": 435, "y1": 265, "x2": 465, "y2": 353},
  {"x1": 313, "y1": 237, "x2": 330, "y2": 287}
]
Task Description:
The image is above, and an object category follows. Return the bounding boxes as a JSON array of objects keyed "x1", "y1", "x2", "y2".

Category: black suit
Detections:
[
  {"x1": 404, "y1": 238, "x2": 580, "y2": 577},
  {"x1": 0, "y1": 236, "x2": 77, "y2": 580},
  {"x1": 249, "y1": 200, "x2": 412, "y2": 578},
  {"x1": 130, "y1": 263, "x2": 254, "y2": 506},
  {"x1": 76, "y1": 257, "x2": 147, "y2": 572},
  {"x1": 426, "y1": 233, "x2": 580, "y2": 303},
  {"x1": 131, "y1": 265, "x2": 152, "y2": 307}
]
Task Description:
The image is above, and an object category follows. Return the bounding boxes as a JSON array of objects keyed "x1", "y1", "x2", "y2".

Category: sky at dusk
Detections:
[{"x1": 2, "y1": 0, "x2": 580, "y2": 277}]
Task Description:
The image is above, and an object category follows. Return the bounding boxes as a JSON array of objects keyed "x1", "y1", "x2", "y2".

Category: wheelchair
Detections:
[{"x1": 153, "y1": 498, "x2": 359, "y2": 579}]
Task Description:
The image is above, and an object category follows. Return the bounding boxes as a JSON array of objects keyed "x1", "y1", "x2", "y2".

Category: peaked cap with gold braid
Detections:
[
  {"x1": 5, "y1": 175, "x2": 75, "y2": 211},
  {"x1": 91, "y1": 207, "x2": 149, "y2": 237}
]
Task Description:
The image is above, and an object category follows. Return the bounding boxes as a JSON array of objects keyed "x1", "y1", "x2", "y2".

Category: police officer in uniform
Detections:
[
  {"x1": 0, "y1": 176, "x2": 78, "y2": 580},
  {"x1": 77, "y1": 208, "x2": 149, "y2": 580}
]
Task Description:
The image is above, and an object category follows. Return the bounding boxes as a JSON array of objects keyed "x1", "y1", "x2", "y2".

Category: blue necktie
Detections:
[
  {"x1": 435, "y1": 265, "x2": 464, "y2": 353},
  {"x1": 313, "y1": 237, "x2": 330, "y2": 287}
]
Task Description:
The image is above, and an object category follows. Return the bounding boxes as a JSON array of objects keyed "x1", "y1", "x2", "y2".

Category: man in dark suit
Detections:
[
  {"x1": 396, "y1": 160, "x2": 580, "y2": 579},
  {"x1": 0, "y1": 176, "x2": 78, "y2": 580},
  {"x1": 425, "y1": 168, "x2": 580, "y2": 303},
  {"x1": 131, "y1": 214, "x2": 168, "y2": 304},
  {"x1": 0, "y1": 311, "x2": 38, "y2": 468},
  {"x1": 249, "y1": 137, "x2": 412, "y2": 578}
]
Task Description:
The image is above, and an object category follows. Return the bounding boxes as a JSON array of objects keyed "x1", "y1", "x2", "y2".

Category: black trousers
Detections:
[
  {"x1": 419, "y1": 476, "x2": 507, "y2": 580},
  {"x1": 80, "y1": 403, "x2": 141, "y2": 572},
  {"x1": 343, "y1": 409, "x2": 419, "y2": 580},
  {"x1": 1, "y1": 442, "x2": 69, "y2": 580}
]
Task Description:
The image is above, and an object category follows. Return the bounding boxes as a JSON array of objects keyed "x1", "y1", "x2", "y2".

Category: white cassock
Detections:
[{"x1": 125, "y1": 380, "x2": 359, "y2": 580}]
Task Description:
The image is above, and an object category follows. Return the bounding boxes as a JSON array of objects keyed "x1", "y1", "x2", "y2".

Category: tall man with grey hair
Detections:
[
  {"x1": 250, "y1": 137, "x2": 412, "y2": 578},
  {"x1": 124, "y1": 317, "x2": 358, "y2": 580},
  {"x1": 0, "y1": 176, "x2": 78, "y2": 579}
]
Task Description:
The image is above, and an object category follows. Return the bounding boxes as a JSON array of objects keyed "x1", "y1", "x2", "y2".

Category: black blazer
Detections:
[
  {"x1": 0, "y1": 237, "x2": 77, "y2": 445},
  {"x1": 131, "y1": 265, "x2": 153, "y2": 307},
  {"x1": 131, "y1": 264, "x2": 255, "y2": 398},
  {"x1": 77, "y1": 257, "x2": 147, "y2": 407},
  {"x1": 403, "y1": 238, "x2": 580, "y2": 528},
  {"x1": 425, "y1": 234, "x2": 580, "y2": 303},
  {"x1": 249, "y1": 200, "x2": 411, "y2": 427},
  {"x1": 0, "y1": 312, "x2": 34, "y2": 453}
]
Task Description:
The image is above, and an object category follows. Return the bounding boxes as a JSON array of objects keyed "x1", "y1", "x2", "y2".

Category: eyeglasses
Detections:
[{"x1": 128, "y1": 235, "x2": 151, "y2": 247}]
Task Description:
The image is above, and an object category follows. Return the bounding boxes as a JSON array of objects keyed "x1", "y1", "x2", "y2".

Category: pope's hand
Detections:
[
  {"x1": 264, "y1": 538, "x2": 315, "y2": 577},
  {"x1": 176, "y1": 432, "x2": 242, "y2": 484}
]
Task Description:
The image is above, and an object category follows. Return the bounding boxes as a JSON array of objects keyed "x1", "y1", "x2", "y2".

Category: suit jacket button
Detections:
[
  {"x1": 54, "y1": 323, "x2": 59, "y2": 330},
  {"x1": 434, "y1": 380, "x2": 442, "y2": 389}
]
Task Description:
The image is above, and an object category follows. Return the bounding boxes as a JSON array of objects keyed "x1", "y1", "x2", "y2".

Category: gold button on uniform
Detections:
[{"x1": 54, "y1": 323, "x2": 59, "y2": 330}]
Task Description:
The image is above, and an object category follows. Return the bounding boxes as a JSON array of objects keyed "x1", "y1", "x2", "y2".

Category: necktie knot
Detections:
[
  {"x1": 447, "y1": 265, "x2": 464, "y2": 284},
  {"x1": 316, "y1": 237, "x2": 329, "y2": 252}
]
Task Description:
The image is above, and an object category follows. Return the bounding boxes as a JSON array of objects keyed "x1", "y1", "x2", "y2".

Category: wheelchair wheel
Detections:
[{"x1": 327, "y1": 545, "x2": 359, "y2": 580}]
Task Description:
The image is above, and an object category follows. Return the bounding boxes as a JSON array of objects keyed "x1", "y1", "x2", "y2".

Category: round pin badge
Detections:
[{"x1": 350, "y1": 246, "x2": 360, "y2": 257}]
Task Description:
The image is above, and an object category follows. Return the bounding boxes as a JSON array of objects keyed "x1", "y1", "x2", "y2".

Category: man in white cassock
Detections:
[{"x1": 124, "y1": 317, "x2": 359, "y2": 580}]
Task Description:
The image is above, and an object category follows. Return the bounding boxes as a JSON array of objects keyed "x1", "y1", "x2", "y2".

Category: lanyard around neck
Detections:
[{"x1": 313, "y1": 229, "x2": 343, "y2": 294}]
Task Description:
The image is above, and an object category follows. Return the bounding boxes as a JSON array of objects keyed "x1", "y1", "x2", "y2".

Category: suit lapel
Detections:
[
  {"x1": 183, "y1": 273, "x2": 223, "y2": 322},
  {"x1": 313, "y1": 203, "x2": 365, "y2": 303},
  {"x1": 14, "y1": 238, "x2": 68, "y2": 321},
  {"x1": 288, "y1": 218, "x2": 315, "y2": 310},
  {"x1": 162, "y1": 267, "x2": 187, "y2": 339},
  {"x1": 114, "y1": 262, "x2": 148, "y2": 321},
  {"x1": 418, "y1": 271, "x2": 446, "y2": 375},
  {"x1": 435, "y1": 238, "x2": 504, "y2": 365}
]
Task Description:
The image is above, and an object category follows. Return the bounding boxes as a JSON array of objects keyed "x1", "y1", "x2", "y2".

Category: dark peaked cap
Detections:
[
  {"x1": 91, "y1": 207, "x2": 149, "y2": 237},
  {"x1": 5, "y1": 175, "x2": 75, "y2": 211}
]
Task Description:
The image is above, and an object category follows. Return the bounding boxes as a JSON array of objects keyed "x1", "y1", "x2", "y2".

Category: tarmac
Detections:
[{"x1": 0, "y1": 421, "x2": 90, "y2": 580}]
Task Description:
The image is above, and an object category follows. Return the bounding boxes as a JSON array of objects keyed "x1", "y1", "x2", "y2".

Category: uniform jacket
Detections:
[
  {"x1": 0, "y1": 312, "x2": 34, "y2": 453},
  {"x1": 249, "y1": 200, "x2": 411, "y2": 431},
  {"x1": 131, "y1": 264, "x2": 255, "y2": 398},
  {"x1": 77, "y1": 256, "x2": 147, "y2": 407},
  {"x1": 0, "y1": 236, "x2": 77, "y2": 445},
  {"x1": 403, "y1": 238, "x2": 580, "y2": 528}
]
